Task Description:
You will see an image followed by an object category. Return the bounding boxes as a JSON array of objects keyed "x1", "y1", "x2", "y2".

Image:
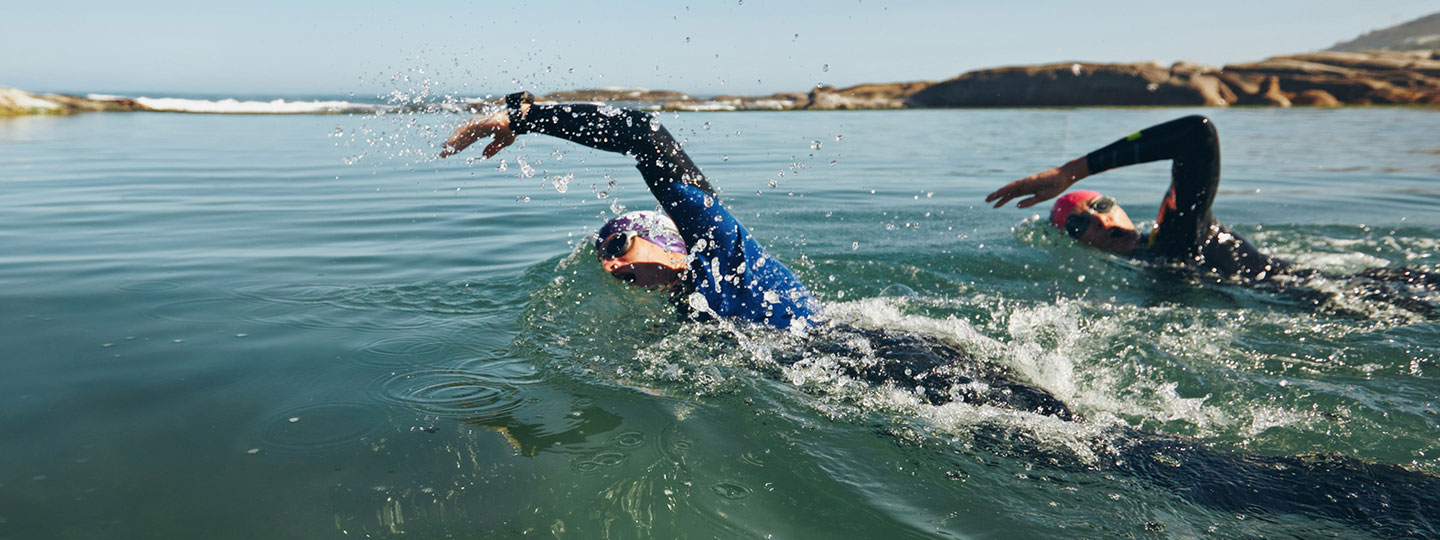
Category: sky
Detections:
[{"x1": 2, "y1": 1, "x2": 1437, "y2": 98}]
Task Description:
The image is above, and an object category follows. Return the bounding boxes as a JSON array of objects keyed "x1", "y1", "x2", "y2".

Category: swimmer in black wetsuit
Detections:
[
  {"x1": 986, "y1": 115, "x2": 1439, "y2": 314},
  {"x1": 440, "y1": 92, "x2": 1072, "y2": 419}
]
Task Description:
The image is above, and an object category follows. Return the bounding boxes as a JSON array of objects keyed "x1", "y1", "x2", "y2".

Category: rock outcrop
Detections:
[
  {"x1": 540, "y1": 88, "x2": 697, "y2": 104},
  {"x1": 906, "y1": 61, "x2": 1234, "y2": 108},
  {"x1": 801, "y1": 82, "x2": 935, "y2": 109},
  {"x1": 904, "y1": 50, "x2": 1440, "y2": 108},
  {"x1": 1221, "y1": 50, "x2": 1440, "y2": 106},
  {"x1": 1, "y1": 87, "x2": 148, "y2": 116},
  {"x1": 532, "y1": 82, "x2": 933, "y2": 111}
]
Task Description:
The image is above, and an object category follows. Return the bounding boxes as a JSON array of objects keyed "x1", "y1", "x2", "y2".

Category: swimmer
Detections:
[
  {"x1": 441, "y1": 92, "x2": 1072, "y2": 419},
  {"x1": 986, "y1": 115, "x2": 1439, "y2": 315}
]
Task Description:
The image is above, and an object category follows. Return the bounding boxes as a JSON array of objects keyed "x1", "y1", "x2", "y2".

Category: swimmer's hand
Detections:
[
  {"x1": 985, "y1": 157, "x2": 1090, "y2": 209},
  {"x1": 439, "y1": 108, "x2": 514, "y2": 159}
]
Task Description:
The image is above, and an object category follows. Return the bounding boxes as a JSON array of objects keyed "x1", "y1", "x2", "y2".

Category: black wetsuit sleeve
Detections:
[
  {"x1": 1085, "y1": 115, "x2": 1220, "y2": 256},
  {"x1": 503, "y1": 92, "x2": 717, "y2": 198}
]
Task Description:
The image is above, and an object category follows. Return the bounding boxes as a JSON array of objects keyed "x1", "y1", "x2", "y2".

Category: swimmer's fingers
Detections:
[
  {"x1": 481, "y1": 130, "x2": 515, "y2": 159},
  {"x1": 986, "y1": 174, "x2": 1050, "y2": 208},
  {"x1": 984, "y1": 188, "x2": 1020, "y2": 208},
  {"x1": 1014, "y1": 194, "x2": 1051, "y2": 209},
  {"x1": 439, "y1": 109, "x2": 511, "y2": 159}
]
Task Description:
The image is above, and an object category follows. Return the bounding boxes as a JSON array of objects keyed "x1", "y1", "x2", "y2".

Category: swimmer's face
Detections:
[
  {"x1": 1065, "y1": 195, "x2": 1140, "y2": 255},
  {"x1": 597, "y1": 231, "x2": 687, "y2": 289}
]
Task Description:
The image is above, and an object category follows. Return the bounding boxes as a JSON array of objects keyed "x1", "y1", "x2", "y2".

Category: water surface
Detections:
[{"x1": 1, "y1": 107, "x2": 1438, "y2": 539}]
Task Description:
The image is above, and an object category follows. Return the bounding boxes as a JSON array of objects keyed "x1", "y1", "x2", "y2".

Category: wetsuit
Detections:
[
  {"x1": 504, "y1": 93, "x2": 819, "y2": 330},
  {"x1": 1085, "y1": 116, "x2": 1440, "y2": 317},
  {"x1": 1085, "y1": 115, "x2": 1291, "y2": 280},
  {"x1": 501, "y1": 93, "x2": 1072, "y2": 419}
]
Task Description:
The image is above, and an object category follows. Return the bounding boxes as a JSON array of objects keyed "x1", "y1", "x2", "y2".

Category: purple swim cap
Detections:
[{"x1": 595, "y1": 211, "x2": 687, "y2": 254}]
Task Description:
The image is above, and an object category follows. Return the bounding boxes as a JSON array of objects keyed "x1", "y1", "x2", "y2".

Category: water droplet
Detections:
[{"x1": 552, "y1": 173, "x2": 573, "y2": 193}]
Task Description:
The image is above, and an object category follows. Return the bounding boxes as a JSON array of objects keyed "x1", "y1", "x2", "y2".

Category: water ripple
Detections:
[
  {"x1": 351, "y1": 335, "x2": 490, "y2": 368},
  {"x1": 375, "y1": 368, "x2": 532, "y2": 419},
  {"x1": 117, "y1": 280, "x2": 181, "y2": 292},
  {"x1": 250, "y1": 401, "x2": 386, "y2": 455}
]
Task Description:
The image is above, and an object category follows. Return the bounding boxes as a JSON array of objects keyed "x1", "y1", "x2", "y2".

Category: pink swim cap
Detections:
[{"x1": 1050, "y1": 190, "x2": 1102, "y2": 229}]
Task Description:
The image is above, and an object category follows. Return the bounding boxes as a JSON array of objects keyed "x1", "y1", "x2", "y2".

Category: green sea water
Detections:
[{"x1": 1, "y1": 107, "x2": 1438, "y2": 539}]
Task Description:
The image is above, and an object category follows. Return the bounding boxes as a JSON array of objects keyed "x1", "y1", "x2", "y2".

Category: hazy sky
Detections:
[{"x1": 3, "y1": 1, "x2": 1436, "y2": 97}]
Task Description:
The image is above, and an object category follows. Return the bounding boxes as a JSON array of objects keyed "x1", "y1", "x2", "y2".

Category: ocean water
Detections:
[{"x1": 1, "y1": 106, "x2": 1438, "y2": 539}]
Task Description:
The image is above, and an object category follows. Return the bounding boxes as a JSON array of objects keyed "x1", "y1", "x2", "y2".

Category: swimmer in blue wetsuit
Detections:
[
  {"x1": 441, "y1": 92, "x2": 1072, "y2": 418},
  {"x1": 986, "y1": 115, "x2": 1439, "y2": 315},
  {"x1": 442, "y1": 92, "x2": 818, "y2": 330}
]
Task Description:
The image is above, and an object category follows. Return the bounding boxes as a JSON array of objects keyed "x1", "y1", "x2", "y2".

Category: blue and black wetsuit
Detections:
[{"x1": 504, "y1": 93, "x2": 819, "y2": 330}]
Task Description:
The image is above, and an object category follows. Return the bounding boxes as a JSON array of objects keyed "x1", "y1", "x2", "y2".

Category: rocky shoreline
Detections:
[
  {"x1": 538, "y1": 49, "x2": 1440, "y2": 111},
  {"x1": 6, "y1": 50, "x2": 1438, "y2": 116},
  {"x1": 0, "y1": 88, "x2": 149, "y2": 116}
]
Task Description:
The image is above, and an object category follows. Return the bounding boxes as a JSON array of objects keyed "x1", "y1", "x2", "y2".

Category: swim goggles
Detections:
[
  {"x1": 599, "y1": 231, "x2": 638, "y2": 259},
  {"x1": 1064, "y1": 196, "x2": 1117, "y2": 238}
]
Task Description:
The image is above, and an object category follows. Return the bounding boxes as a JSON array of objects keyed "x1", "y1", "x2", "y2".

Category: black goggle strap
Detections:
[{"x1": 600, "y1": 231, "x2": 637, "y2": 259}]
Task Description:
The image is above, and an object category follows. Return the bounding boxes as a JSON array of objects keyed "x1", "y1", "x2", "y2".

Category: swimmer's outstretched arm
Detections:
[
  {"x1": 986, "y1": 115, "x2": 1221, "y2": 218},
  {"x1": 441, "y1": 92, "x2": 717, "y2": 198}
]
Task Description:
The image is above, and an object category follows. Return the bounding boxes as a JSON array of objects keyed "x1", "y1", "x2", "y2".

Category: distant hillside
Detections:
[{"x1": 1329, "y1": 11, "x2": 1440, "y2": 52}]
